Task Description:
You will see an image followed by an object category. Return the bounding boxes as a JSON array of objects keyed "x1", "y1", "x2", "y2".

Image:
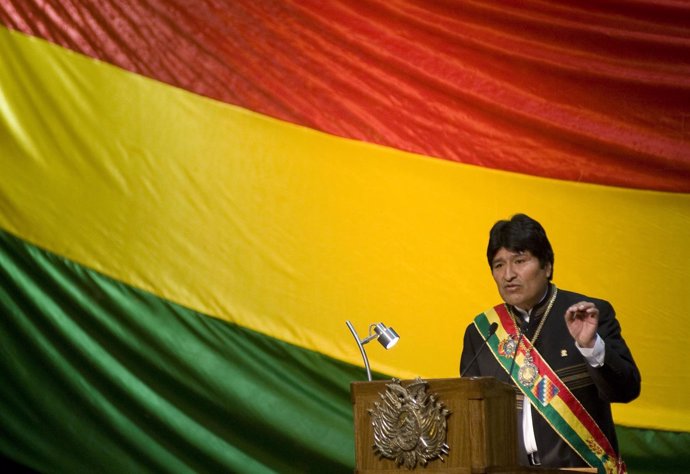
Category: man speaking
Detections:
[{"x1": 460, "y1": 214, "x2": 640, "y2": 472}]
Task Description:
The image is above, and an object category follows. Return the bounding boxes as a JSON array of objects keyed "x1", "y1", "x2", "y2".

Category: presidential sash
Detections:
[{"x1": 473, "y1": 304, "x2": 626, "y2": 474}]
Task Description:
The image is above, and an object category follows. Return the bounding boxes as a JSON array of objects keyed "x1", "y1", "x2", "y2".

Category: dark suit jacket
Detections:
[{"x1": 460, "y1": 288, "x2": 641, "y2": 468}]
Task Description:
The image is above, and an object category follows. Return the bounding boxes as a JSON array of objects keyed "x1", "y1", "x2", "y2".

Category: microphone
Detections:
[
  {"x1": 460, "y1": 322, "x2": 499, "y2": 377},
  {"x1": 508, "y1": 320, "x2": 529, "y2": 378}
]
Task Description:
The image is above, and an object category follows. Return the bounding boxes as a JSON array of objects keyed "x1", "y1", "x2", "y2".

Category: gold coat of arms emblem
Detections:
[{"x1": 368, "y1": 378, "x2": 451, "y2": 469}]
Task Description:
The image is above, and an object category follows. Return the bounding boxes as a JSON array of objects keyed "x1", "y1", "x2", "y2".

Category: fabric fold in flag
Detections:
[
  {"x1": 1, "y1": 0, "x2": 689, "y2": 191},
  {"x1": 0, "y1": 26, "x2": 689, "y2": 435},
  {"x1": 0, "y1": 228, "x2": 359, "y2": 473},
  {"x1": 1, "y1": 0, "x2": 689, "y2": 472}
]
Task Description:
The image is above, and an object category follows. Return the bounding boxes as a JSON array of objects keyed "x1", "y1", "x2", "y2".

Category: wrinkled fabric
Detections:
[
  {"x1": 1, "y1": 0, "x2": 689, "y2": 191},
  {"x1": 1, "y1": 1, "x2": 689, "y2": 472},
  {"x1": 0, "y1": 230, "x2": 358, "y2": 473}
]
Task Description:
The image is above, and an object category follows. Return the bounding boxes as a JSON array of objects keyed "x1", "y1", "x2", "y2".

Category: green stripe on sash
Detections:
[{"x1": 473, "y1": 306, "x2": 626, "y2": 474}]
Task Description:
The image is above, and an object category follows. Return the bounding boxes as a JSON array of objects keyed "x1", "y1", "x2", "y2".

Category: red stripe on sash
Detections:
[{"x1": 494, "y1": 304, "x2": 617, "y2": 458}]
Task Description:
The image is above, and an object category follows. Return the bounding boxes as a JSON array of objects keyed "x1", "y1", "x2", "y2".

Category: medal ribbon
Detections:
[{"x1": 472, "y1": 305, "x2": 626, "y2": 474}]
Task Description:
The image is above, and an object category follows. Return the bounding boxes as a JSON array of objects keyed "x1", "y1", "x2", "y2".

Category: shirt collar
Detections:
[{"x1": 512, "y1": 284, "x2": 552, "y2": 322}]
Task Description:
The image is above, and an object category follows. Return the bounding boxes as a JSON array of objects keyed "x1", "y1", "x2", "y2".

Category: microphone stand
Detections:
[{"x1": 460, "y1": 322, "x2": 499, "y2": 377}]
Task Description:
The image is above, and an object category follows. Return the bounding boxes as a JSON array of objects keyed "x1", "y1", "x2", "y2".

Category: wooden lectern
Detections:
[{"x1": 351, "y1": 377, "x2": 592, "y2": 474}]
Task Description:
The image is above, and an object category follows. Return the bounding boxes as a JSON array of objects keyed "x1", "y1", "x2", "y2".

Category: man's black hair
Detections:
[{"x1": 487, "y1": 213, "x2": 554, "y2": 280}]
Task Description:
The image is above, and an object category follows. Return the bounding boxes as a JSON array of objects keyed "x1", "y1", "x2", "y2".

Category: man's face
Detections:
[{"x1": 491, "y1": 247, "x2": 552, "y2": 311}]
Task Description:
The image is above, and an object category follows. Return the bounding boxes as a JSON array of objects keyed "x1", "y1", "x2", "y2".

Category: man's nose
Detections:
[{"x1": 504, "y1": 264, "x2": 516, "y2": 280}]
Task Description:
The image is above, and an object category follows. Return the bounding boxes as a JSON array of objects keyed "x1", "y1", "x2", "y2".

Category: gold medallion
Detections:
[{"x1": 518, "y1": 352, "x2": 539, "y2": 387}]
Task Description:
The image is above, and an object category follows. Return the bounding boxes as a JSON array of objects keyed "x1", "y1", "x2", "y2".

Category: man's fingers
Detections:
[{"x1": 566, "y1": 302, "x2": 598, "y2": 320}]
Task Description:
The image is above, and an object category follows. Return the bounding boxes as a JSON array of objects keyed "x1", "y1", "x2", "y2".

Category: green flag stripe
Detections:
[
  {"x1": 616, "y1": 426, "x2": 690, "y2": 474},
  {"x1": 1, "y1": 228, "x2": 689, "y2": 472},
  {"x1": 0, "y1": 228, "x2": 363, "y2": 473}
]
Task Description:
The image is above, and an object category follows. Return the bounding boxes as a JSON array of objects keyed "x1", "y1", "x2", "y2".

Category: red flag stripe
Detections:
[{"x1": 2, "y1": 0, "x2": 689, "y2": 191}]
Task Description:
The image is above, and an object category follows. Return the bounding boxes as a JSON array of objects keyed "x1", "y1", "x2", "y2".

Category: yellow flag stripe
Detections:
[{"x1": 2, "y1": 28, "x2": 689, "y2": 432}]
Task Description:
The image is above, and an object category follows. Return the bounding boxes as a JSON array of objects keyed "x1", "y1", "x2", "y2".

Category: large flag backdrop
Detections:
[{"x1": 1, "y1": 1, "x2": 689, "y2": 472}]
